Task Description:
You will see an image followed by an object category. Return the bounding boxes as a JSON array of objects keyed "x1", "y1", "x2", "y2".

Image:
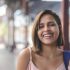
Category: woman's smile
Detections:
[{"x1": 42, "y1": 32, "x2": 53, "y2": 39}]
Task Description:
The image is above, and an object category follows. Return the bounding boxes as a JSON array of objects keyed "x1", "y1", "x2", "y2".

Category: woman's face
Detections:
[{"x1": 37, "y1": 14, "x2": 59, "y2": 45}]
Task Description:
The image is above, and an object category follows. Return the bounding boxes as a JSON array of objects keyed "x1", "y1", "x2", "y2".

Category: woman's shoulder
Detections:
[
  {"x1": 18, "y1": 46, "x2": 35, "y2": 59},
  {"x1": 17, "y1": 47, "x2": 30, "y2": 60},
  {"x1": 16, "y1": 47, "x2": 31, "y2": 69}
]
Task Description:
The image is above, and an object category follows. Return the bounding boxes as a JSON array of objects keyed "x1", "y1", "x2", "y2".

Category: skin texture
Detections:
[{"x1": 16, "y1": 12, "x2": 69, "y2": 70}]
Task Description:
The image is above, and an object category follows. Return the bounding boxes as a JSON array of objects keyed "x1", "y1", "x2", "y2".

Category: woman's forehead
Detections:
[
  {"x1": 40, "y1": 14, "x2": 55, "y2": 21},
  {"x1": 39, "y1": 14, "x2": 56, "y2": 24}
]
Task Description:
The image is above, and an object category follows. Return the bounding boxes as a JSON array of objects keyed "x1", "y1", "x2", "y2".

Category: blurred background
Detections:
[{"x1": 0, "y1": 0, "x2": 70, "y2": 70}]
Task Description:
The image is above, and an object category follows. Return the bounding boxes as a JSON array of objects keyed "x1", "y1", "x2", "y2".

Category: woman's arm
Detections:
[{"x1": 16, "y1": 48, "x2": 30, "y2": 70}]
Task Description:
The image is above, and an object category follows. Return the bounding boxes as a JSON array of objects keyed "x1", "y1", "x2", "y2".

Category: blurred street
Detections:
[{"x1": 0, "y1": 44, "x2": 16, "y2": 70}]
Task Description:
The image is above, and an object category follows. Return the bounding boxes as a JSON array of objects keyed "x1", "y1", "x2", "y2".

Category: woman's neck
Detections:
[{"x1": 41, "y1": 44, "x2": 60, "y2": 60}]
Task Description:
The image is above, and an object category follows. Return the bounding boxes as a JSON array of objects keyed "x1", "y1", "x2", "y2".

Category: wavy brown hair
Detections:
[{"x1": 32, "y1": 10, "x2": 63, "y2": 52}]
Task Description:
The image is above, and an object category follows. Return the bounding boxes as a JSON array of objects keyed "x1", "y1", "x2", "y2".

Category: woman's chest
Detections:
[{"x1": 32, "y1": 53, "x2": 64, "y2": 70}]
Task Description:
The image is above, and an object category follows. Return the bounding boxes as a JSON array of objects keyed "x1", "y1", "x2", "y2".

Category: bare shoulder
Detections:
[
  {"x1": 18, "y1": 47, "x2": 30, "y2": 59},
  {"x1": 16, "y1": 47, "x2": 30, "y2": 70},
  {"x1": 18, "y1": 47, "x2": 30, "y2": 58}
]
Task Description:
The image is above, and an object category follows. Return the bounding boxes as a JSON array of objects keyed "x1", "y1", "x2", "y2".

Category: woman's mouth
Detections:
[
  {"x1": 42, "y1": 32, "x2": 53, "y2": 39},
  {"x1": 43, "y1": 34, "x2": 52, "y2": 39}
]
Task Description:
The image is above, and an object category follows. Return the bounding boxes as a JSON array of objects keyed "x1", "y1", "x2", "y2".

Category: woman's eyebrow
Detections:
[
  {"x1": 48, "y1": 21, "x2": 55, "y2": 23},
  {"x1": 48, "y1": 21, "x2": 56, "y2": 24}
]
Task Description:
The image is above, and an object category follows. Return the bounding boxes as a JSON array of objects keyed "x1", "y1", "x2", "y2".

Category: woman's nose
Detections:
[{"x1": 44, "y1": 26, "x2": 50, "y2": 31}]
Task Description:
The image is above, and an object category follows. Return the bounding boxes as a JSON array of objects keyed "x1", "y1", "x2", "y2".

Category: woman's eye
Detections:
[
  {"x1": 50, "y1": 24, "x2": 55, "y2": 26},
  {"x1": 39, "y1": 25, "x2": 44, "y2": 29},
  {"x1": 48, "y1": 23, "x2": 56, "y2": 26}
]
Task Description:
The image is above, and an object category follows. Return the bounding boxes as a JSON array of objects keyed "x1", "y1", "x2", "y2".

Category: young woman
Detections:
[{"x1": 16, "y1": 10, "x2": 69, "y2": 70}]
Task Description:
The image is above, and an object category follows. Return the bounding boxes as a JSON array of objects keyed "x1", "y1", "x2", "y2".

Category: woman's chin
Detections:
[{"x1": 42, "y1": 41, "x2": 55, "y2": 46}]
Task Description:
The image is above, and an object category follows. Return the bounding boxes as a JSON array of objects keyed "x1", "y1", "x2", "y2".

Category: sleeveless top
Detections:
[{"x1": 27, "y1": 47, "x2": 66, "y2": 70}]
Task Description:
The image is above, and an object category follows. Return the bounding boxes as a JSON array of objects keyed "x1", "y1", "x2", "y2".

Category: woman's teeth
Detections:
[
  {"x1": 42, "y1": 32, "x2": 53, "y2": 38},
  {"x1": 43, "y1": 34, "x2": 51, "y2": 37}
]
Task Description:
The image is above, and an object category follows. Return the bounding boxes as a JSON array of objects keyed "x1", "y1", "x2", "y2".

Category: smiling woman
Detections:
[{"x1": 16, "y1": 10, "x2": 69, "y2": 70}]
